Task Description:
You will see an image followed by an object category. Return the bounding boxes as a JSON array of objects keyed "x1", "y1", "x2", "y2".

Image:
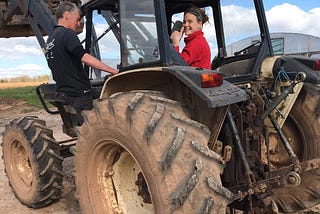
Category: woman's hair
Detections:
[
  {"x1": 184, "y1": 6, "x2": 209, "y2": 24},
  {"x1": 55, "y1": 2, "x2": 81, "y2": 19}
]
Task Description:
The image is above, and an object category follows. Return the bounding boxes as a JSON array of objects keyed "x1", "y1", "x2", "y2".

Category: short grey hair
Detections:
[{"x1": 55, "y1": 2, "x2": 81, "y2": 19}]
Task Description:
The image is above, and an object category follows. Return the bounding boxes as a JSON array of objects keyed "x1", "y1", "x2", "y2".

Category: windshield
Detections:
[
  {"x1": 120, "y1": 0, "x2": 159, "y2": 67},
  {"x1": 220, "y1": 0, "x2": 260, "y2": 57},
  {"x1": 89, "y1": 11, "x2": 120, "y2": 79}
]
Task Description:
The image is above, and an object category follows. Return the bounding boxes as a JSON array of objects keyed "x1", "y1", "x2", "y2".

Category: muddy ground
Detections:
[{"x1": 0, "y1": 96, "x2": 319, "y2": 214}]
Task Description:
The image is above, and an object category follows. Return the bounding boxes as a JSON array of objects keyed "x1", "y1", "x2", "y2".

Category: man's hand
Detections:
[{"x1": 82, "y1": 53, "x2": 118, "y2": 75}]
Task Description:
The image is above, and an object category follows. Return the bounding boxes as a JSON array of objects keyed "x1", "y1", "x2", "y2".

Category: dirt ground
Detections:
[{"x1": 0, "y1": 97, "x2": 80, "y2": 213}]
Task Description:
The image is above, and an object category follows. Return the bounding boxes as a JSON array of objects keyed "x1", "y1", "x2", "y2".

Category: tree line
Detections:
[{"x1": 0, "y1": 75, "x2": 49, "y2": 83}]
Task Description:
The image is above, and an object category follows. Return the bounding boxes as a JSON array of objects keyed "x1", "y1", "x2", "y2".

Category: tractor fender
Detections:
[{"x1": 100, "y1": 66, "x2": 249, "y2": 108}]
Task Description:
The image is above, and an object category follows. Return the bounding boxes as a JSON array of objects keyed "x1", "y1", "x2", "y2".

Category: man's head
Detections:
[{"x1": 56, "y1": 2, "x2": 82, "y2": 32}]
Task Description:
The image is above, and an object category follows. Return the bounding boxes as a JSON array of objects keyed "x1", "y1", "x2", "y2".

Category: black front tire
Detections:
[{"x1": 2, "y1": 116, "x2": 64, "y2": 208}]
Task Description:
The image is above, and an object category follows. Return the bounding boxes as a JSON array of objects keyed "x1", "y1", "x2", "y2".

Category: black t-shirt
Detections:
[{"x1": 46, "y1": 26, "x2": 89, "y2": 96}]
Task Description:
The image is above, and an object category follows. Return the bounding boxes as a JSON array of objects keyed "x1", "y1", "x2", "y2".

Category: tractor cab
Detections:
[{"x1": 82, "y1": 0, "x2": 273, "y2": 82}]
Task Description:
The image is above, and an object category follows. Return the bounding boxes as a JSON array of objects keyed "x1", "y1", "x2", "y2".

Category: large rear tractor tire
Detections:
[
  {"x1": 1, "y1": 116, "x2": 64, "y2": 208},
  {"x1": 269, "y1": 84, "x2": 320, "y2": 212},
  {"x1": 75, "y1": 91, "x2": 229, "y2": 213}
]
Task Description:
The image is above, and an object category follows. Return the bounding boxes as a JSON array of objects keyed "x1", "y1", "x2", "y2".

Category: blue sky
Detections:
[
  {"x1": 264, "y1": 0, "x2": 319, "y2": 10},
  {"x1": 0, "y1": 0, "x2": 319, "y2": 79}
]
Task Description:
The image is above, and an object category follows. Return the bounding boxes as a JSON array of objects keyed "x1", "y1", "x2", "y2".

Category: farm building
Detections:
[{"x1": 227, "y1": 32, "x2": 320, "y2": 58}]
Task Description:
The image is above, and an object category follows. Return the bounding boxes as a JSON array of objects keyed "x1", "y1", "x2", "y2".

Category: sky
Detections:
[{"x1": 0, "y1": 0, "x2": 319, "y2": 79}]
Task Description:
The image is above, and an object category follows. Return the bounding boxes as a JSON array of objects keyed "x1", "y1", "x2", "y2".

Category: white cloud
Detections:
[
  {"x1": 13, "y1": 44, "x2": 41, "y2": 55},
  {"x1": 0, "y1": 64, "x2": 46, "y2": 79},
  {"x1": 223, "y1": 5, "x2": 259, "y2": 36},
  {"x1": 17, "y1": 64, "x2": 43, "y2": 71},
  {"x1": 266, "y1": 3, "x2": 320, "y2": 37},
  {"x1": 0, "y1": 37, "x2": 42, "y2": 59}
]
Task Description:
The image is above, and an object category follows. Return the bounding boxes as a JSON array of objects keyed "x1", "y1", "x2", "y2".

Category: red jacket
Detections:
[{"x1": 175, "y1": 30, "x2": 211, "y2": 69}]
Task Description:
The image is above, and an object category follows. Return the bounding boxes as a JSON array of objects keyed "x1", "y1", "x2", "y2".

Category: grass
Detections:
[{"x1": 0, "y1": 86, "x2": 43, "y2": 109}]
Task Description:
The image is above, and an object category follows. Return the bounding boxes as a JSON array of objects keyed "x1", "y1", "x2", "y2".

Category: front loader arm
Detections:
[{"x1": 0, "y1": 0, "x2": 81, "y2": 51}]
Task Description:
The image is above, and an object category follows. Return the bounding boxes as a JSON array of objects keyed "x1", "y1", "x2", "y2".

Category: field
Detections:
[
  {"x1": 0, "y1": 81, "x2": 46, "y2": 89},
  {"x1": 0, "y1": 82, "x2": 48, "y2": 119}
]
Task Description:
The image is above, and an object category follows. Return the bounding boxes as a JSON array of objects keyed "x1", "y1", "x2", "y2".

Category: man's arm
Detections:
[{"x1": 81, "y1": 53, "x2": 118, "y2": 75}]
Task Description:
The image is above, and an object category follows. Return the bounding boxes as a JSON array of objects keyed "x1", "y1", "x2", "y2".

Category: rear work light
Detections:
[
  {"x1": 201, "y1": 73, "x2": 223, "y2": 88},
  {"x1": 315, "y1": 59, "x2": 320, "y2": 71}
]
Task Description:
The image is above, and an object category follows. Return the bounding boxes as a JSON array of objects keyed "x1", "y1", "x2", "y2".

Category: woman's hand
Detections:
[{"x1": 170, "y1": 26, "x2": 184, "y2": 47}]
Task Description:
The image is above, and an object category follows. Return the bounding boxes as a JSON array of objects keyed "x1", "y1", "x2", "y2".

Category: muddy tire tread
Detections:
[
  {"x1": 76, "y1": 91, "x2": 228, "y2": 213},
  {"x1": 2, "y1": 116, "x2": 63, "y2": 208}
]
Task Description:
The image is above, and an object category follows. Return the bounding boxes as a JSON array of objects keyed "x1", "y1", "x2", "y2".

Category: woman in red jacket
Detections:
[{"x1": 170, "y1": 7, "x2": 211, "y2": 69}]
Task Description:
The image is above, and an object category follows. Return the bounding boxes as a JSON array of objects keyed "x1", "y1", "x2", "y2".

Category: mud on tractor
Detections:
[{"x1": 1, "y1": 0, "x2": 320, "y2": 213}]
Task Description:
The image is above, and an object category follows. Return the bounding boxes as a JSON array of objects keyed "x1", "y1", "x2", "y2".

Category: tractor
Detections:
[{"x1": 1, "y1": 0, "x2": 320, "y2": 213}]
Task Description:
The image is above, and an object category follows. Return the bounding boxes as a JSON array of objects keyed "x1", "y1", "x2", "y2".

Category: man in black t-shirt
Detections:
[{"x1": 45, "y1": 2, "x2": 118, "y2": 125}]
